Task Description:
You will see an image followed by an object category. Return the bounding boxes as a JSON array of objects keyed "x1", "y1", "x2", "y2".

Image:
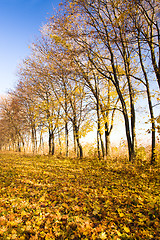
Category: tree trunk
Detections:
[
  {"x1": 31, "y1": 126, "x2": 37, "y2": 154},
  {"x1": 105, "y1": 126, "x2": 110, "y2": 156},
  {"x1": 65, "y1": 122, "x2": 69, "y2": 157},
  {"x1": 109, "y1": 44, "x2": 134, "y2": 162},
  {"x1": 58, "y1": 127, "x2": 62, "y2": 155},
  {"x1": 73, "y1": 127, "x2": 77, "y2": 156},
  {"x1": 95, "y1": 76, "x2": 105, "y2": 159},
  {"x1": 64, "y1": 86, "x2": 69, "y2": 157},
  {"x1": 117, "y1": 27, "x2": 136, "y2": 162},
  {"x1": 97, "y1": 112, "x2": 105, "y2": 159},
  {"x1": 138, "y1": 33, "x2": 156, "y2": 164},
  {"x1": 49, "y1": 129, "x2": 55, "y2": 155},
  {"x1": 97, "y1": 129, "x2": 101, "y2": 160},
  {"x1": 74, "y1": 124, "x2": 83, "y2": 158},
  {"x1": 99, "y1": 129, "x2": 104, "y2": 158},
  {"x1": 77, "y1": 138, "x2": 83, "y2": 158},
  {"x1": 18, "y1": 140, "x2": 21, "y2": 152},
  {"x1": 22, "y1": 140, "x2": 25, "y2": 153},
  {"x1": 88, "y1": 24, "x2": 134, "y2": 162},
  {"x1": 105, "y1": 79, "x2": 111, "y2": 157},
  {"x1": 49, "y1": 129, "x2": 52, "y2": 155},
  {"x1": 39, "y1": 130, "x2": 43, "y2": 153},
  {"x1": 52, "y1": 132, "x2": 55, "y2": 155}
]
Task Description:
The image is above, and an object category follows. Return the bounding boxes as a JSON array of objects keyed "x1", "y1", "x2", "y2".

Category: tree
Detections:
[
  {"x1": 60, "y1": 0, "x2": 137, "y2": 161},
  {"x1": 13, "y1": 79, "x2": 39, "y2": 154},
  {"x1": 132, "y1": 0, "x2": 160, "y2": 90},
  {"x1": 0, "y1": 94, "x2": 27, "y2": 152},
  {"x1": 125, "y1": 0, "x2": 160, "y2": 163},
  {"x1": 48, "y1": 5, "x2": 121, "y2": 159}
]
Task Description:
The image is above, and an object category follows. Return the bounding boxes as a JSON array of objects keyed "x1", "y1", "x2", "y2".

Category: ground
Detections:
[{"x1": 0, "y1": 152, "x2": 159, "y2": 239}]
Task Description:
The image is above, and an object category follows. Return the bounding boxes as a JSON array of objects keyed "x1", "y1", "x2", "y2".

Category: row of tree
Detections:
[{"x1": 0, "y1": 0, "x2": 159, "y2": 163}]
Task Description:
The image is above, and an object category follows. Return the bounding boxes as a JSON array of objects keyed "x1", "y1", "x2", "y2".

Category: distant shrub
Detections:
[{"x1": 136, "y1": 146, "x2": 146, "y2": 164}]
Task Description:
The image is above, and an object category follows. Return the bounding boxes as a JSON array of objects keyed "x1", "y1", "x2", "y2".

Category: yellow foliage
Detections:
[
  {"x1": 123, "y1": 225, "x2": 130, "y2": 233},
  {"x1": 80, "y1": 120, "x2": 94, "y2": 137}
]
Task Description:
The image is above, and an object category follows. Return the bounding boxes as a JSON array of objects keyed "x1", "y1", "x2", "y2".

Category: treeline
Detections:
[{"x1": 0, "y1": 0, "x2": 159, "y2": 163}]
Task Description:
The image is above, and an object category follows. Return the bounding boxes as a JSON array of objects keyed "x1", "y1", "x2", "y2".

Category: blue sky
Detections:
[{"x1": 0, "y1": 0, "x2": 60, "y2": 95}]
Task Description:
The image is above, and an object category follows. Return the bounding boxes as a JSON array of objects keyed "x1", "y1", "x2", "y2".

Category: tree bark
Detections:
[
  {"x1": 49, "y1": 129, "x2": 52, "y2": 155},
  {"x1": 52, "y1": 132, "x2": 55, "y2": 155},
  {"x1": 105, "y1": 125, "x2": 110, "y2": 156},
  {"x1": 65, "y1": 122, "x2": 69, "y2": 157},
  {"x1": 74, "y1": 124, "x2": 83, "y2": 158},
  {"x1": 58, "y1": 127, "x2": 62, "y2": 155},
  {"x1": 31, "y1": 126, "x2": 36, "y2": 154}
]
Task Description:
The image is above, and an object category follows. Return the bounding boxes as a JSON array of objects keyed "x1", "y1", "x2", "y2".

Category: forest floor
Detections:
[{"x1": 0, "y1": 152, "x2": 159, "y2": 239}]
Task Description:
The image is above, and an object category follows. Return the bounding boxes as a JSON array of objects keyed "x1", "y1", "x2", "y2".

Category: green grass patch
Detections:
[{"x1": 0, "y1": 153, "x2": 159, "y2": 239}]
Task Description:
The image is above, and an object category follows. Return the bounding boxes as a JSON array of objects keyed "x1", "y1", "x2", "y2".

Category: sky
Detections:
[{"x1": 0, "y1": 0, "x2": 60, "y2": 95}]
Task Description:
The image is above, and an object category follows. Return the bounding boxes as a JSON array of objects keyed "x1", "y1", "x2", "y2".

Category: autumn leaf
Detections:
[
  {"x1": 99, "y1": 232, "x2": 107, "y2": 239},
  {"x1": 123, "y1": 225, "x2": 130, "y2": 233}
]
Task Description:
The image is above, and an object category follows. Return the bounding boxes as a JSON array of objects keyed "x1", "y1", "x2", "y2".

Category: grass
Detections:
[{"x1": 0, "y1": 152, "x2": 159, "y2": 239}]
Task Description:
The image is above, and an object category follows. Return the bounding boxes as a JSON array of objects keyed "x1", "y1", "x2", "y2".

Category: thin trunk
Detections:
[
  {"x1": 148, "y1": 31, "x2": 160, "y2": 90},
  {"x1": 52, "y1": 132, "x2": 55, "y2": 155},
  {"x1": 18, "y1": 132, "x2": 25, "y2": 153},
  {"x1": 112, "y1": 77, "x2": 133, "y2": 161},
  {"x1": 77, "y1": 138, "x2": 83, "y2": 158},
  {"x1": 97, "y1": 129, "x2": 101, "y2": 160},
  {"x1": 138, "y1": 32, "x2": 156, "y2": 164},
  {"x1": 65, "y1": 122, "x2": 69, "y2": 157},
  {"x1": 49, "y1": 129, "x2": 52, "y2": 155},
  {"x1": 151, "y1": 122, "x2": 156, "y2": 164},
  {"x1": 65, "y1": 86, "x2": 69, "y2": 157},
  {"x1": 58, "y1": 127, "x2": 62, "y2": 155},
  {"x1": 32, "y1": 128, "x2": 35, "y2": 154},
  {"x1": 105, "y1": 126, "x2": 110, "y2": 156},
  {"x1": 110, "y1": 55, "x2": 133, "y2": 161},
  {"x1": 18, "y1": 140, "x2": 21, "y2": 152},
  {"x1": 73, "y1": 128, "x2": 77, "y2": 156},
  {"x1": 74, "y1": 124, "x2": 83, "y2": 158},
  {"x1": 127, "y1": 75, "x2": 136, "y2": 162},
  {"x1": 42, "y1": 136, "x2": 44, "y2": 154},
  {"x1": 31, "y1": 126, "x2": 36, "y2": 154},
  {"x1": 127, "y1": 74, "x2": 136, "y2": 161},
  {"x1": 34, "y1": 129, "x2": 37, "y2": 153},
  {"x1": 118, "y1": 27, "x2": 136, "y2": 161},
  {"x1": 22, "y1": 141, "x2": 25, "y2": 153},
  {"x1": 13, "y1": 142, "x2": 15, "y2": 151},
  {"x1": 95, "y1": 76, "x2": 105, "y2": 159},
  {"x1": 99, "y1": 131, "x2": 105, "y2": 158},
  {"x1": 97, "y1": 109, "x2": 104, "y2": 159},
  {"x1": 49, "y1": 129, "x2": 55, "y2": 155},
  {"x1": 39, "y1": 130, "x2": 43, "y2": 152},
  {"x1": 105, "y1": 82, "x2": 110, "y2": 156},
  {"x1": 97, "y1": 115, "x2": 105, "y2": 158}
]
